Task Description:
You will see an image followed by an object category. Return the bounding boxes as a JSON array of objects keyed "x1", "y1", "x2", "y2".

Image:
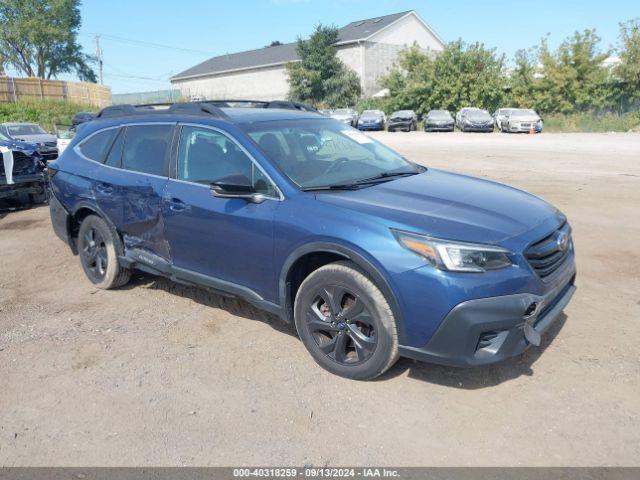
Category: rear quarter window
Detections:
[{"x1": 78, "y1": 129, "x2": 118, "y2": 162}]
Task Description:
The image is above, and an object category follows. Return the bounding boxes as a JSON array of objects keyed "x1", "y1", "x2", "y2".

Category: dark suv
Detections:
[{"x1": 48, "y1": 101, "x2": 576, "y2": 380}]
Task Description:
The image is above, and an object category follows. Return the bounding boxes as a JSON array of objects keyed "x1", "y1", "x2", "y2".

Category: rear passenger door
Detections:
[
  {"x1": 162, "y1": 124, "x2": 279, "y2": 301},
  {"x1": 114, "y1": 124, "x2": 174, "y2": 261}
]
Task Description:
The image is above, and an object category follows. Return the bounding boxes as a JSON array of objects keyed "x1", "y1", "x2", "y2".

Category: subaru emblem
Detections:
[{"x1": 557, "y1": 232, "x2": 569, "y2": 252}]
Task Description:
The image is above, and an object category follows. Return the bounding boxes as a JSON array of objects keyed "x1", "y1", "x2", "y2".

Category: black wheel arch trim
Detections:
[
  {"x1": 70, "y1": 201, "x2": 125, "y2": 257},
  {"x1": 279, "y1": 241, "x2": 407, "y2": 344}
]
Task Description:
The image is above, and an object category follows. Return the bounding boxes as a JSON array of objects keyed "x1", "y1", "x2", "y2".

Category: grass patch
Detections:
[
  {"x1": 543, "y1": 111, "x2": 640, "y2": 133},
  {"x1": 0, "y1": 100, "x2": 97, "y2": 132}
]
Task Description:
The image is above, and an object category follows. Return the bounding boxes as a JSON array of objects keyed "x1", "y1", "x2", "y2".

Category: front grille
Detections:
[
  {"x1": 0, "y1": 151, "x2": 37, "y2": 177},
  {"x1": 525, "y1": 223, "x2": 572, "y2": 279},
  {"x1": 38, "y1": 149, "x2": 58, "y2": 162}
]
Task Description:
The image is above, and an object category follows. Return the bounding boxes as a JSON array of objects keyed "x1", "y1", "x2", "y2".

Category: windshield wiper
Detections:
[
  {"x1": 352, "y1": 170, "x2": 420, "y2": 185},
  {"x1": 301, "y1": 184, "x2": 363, "y2": 192},
  {"x1": 301, "y1": 171, "x2": 420, "y2": 192}
]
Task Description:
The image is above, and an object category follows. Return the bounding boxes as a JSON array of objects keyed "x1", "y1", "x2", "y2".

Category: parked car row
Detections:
[{"x1": 323, "y1": 107, "x2": 543, "y2": 133}]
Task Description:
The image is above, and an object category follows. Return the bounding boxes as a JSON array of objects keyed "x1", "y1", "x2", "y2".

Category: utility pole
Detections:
[{"x1": 95, "y1": 34, "x2": 104, "y2": 85}]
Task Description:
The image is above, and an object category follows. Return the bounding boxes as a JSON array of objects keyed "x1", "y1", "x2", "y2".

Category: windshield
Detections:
[
  {"x1": 428, "y1": 110, "x2": 451, "y2": 119},
  {"x1": 466, "y1": 109, "x2": 491, "y2": 119},
  {"x1": 243, "y1": 119, "x2": 420, "y2": 190},
  {"x1": 391, "y1": 111, "x2": 413, "y2": 117},
  {"x1": 361, "y1": 110, "x2": 382, "y2": 118},
  {"x1": 333, "y1": 109, "x2": 352, "y2": 115},
  {"x1": 7, "y1": 124, "x2": 46, "y2": 136},
  {"x1": 0, "y1": 130, "x2": 9, "y2": 141}
]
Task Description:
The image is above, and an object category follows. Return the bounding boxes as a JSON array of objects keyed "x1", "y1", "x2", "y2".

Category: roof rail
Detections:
[
  {"x1": 94, "y1": 102, "x2": 230, "y2": 121},
  {"x1": 205, "y1": 99, "x2": 318, "y2": 113}
]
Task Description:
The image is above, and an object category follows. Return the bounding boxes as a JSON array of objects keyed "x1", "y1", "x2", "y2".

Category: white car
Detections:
[
  {"x1": 501, "y1": 109, "x2": 543, "y2": 133},
  {"x1": 493, "y1": 108, "x2": 515, "y2": 130}
]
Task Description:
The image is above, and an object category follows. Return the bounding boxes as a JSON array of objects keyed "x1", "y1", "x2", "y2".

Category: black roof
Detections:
[{"x1": 172, "y1": 11, "x2": 413, "y2": 81}]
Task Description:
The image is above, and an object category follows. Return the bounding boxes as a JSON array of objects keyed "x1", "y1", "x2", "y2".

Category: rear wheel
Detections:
[
  {"x1": 77, "y1": 215, "x2": 130, "y2": 289},
  {"x1": 294, "y1": 261, "x2": 398, "y2": 380}
]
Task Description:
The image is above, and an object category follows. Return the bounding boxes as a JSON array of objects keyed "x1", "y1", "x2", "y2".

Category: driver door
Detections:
[{"x1": 162, "y1": 125, "x2": 280, "y2": 302}]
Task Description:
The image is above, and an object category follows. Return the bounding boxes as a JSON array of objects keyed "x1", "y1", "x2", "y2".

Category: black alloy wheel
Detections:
[
  {"x1": 305, "y1": 284, "x2": 377, "y2": 365},
  {"x1": 80, "y1": 226, "x2": 108, "y2": 283},
  {"x1": 294, "y1": 261, "x2": 398, "y2": 380}
]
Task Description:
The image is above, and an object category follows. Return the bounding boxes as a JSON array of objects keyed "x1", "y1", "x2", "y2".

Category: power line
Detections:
[{"x1": 80, "y1": 32, "x2": 215, "y2": 56}]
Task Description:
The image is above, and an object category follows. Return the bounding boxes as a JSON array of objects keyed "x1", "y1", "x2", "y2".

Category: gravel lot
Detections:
[{"x1": 1, "y1": 132, "x2": 639, "y2": 466}]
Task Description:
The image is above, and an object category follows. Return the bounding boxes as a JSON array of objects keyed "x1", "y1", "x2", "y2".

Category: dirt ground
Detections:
[{"x1": 1, "y1": 132, "x2": 639, "y2": 466}]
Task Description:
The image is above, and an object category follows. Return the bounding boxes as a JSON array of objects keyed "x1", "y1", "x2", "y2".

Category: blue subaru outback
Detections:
[{"x1": 48, "y1": 101, "x2": 576, "y2": 380}]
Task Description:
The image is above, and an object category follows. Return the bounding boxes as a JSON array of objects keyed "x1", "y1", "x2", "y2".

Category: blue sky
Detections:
[{"x1": 59, "y1": 0, "x2": 640, "y2": 93}]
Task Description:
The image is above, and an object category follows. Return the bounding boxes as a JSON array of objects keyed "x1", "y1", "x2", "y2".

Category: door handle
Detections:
[
  {"x1": 168, "y1": 197, "x2": 187, "y2": 212},
  {"x1": 95, "y1": 183, "x2": 113, "y2": 195}
]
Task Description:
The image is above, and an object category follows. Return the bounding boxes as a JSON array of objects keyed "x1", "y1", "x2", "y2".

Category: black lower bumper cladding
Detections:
[{"x1": 399, "y1": 266, "x2": 577, "y2": 367}]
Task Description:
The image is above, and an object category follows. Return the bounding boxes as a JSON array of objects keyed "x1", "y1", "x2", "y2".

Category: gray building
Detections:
[{"x1": 170, "y1": 10, "x2": 444, "y2": 101}]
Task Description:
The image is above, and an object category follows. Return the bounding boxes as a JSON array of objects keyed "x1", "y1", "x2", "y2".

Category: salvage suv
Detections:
[{"x1": 48, "y1": 101, "x2": 576, "y2": 380}]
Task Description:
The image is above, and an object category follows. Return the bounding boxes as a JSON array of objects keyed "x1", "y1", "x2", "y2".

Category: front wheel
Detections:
[
  {"x1": 77, "y1": 215, "x2": 131, "y2": 289},
  {"x1": 294, "y1": 261, "x2": 399, "y2": 380}
]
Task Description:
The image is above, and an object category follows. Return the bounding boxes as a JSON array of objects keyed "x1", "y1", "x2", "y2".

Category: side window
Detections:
[
  {"x1": 178, "y1": 126, "x2": 276, "y2": 196},
  {"x1": 79, "y1": 129, "x2": 117, "y2": 162},
  {"x1": 104, "y1": 128, "x2": 124, "y2": 167},
  {"x1": 121, "y1": 125, "x2": 171, "y2": 176}
]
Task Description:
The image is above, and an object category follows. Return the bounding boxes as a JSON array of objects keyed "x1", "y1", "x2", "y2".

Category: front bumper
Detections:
[
  {"x1": 388, "y1": 121, "x2": 413, "y2": 131},
  {"x1": 0, "y1": 174, "x2": 46, "y2": 199},
  {"x1": 509, "y1": 122, "x2": 543, "y2": 133},
  {"x1": 399, "y1": 265, "x2": 576, "y2": 367},
  {"x1": 357, "y1": 123, "x2": 384, "y2": 131},
  {"x1": 462, "y1": 123, "x2": 494, "y2": 132},
  {"x1": 425, "y1": 123, "x2": 454, "y2": 131}
]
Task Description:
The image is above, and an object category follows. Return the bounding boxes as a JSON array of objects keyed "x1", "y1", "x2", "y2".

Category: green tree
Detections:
[
  {"x1": 508, "y1": 48, "x2": 538, "y2": 108},
  {"x1": 535, "y1": 30, "x2": 612, "y2": 113},
  {"x1": 0, "y1": 0, "x2": 96, "y2": 82},
  {"x1": 379, "y1": 40, "x2": 507, "y2": 115},
  {"x1": 286, "y1": 24, "x2": 361, "y2": 107},
  {"x1": 615, "y1": 19, "x2": 640, "y2": 106}
]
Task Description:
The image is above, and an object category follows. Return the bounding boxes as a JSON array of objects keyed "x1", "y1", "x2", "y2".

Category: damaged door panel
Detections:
[{"x1": 117, "y1": 124, "x2": 173, "y2": 264}]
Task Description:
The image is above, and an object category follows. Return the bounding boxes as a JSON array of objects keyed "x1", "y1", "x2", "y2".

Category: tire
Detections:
[
  {"x1": 77, "y1": 215, "x2": 131, "y2": 289},
  {"x1": 294, "y1": 261, "x2": 399, "y2": 380}
]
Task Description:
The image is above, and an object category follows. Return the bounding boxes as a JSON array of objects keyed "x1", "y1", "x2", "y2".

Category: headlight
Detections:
[{"x1": 392, "y1": 230, "x2": 513, "y2": 272}]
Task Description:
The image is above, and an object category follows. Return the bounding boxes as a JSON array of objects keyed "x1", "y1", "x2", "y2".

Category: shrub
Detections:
[
  {"x1": 0, "y1": 100, "x2": 96, "y2": 131},
  {"x1": 542, "y1": 111, "x2": 640, "y2": 132}
]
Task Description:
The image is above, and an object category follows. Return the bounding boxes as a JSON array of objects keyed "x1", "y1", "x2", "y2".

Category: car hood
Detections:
[
  {"x1": 0, "y1": 138, "x2": 38, "y2": 152},
  {"x1": 465, "y1": 115, "x2": 492, "y2": 122},
  {"x1": 316, "y1": 169, "x2": 559, "y2": 245},
  {"x1": 11, "y1": 133, "x2": 57, "y2": 144}
]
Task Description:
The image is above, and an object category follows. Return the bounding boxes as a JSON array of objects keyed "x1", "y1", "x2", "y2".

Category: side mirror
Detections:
[{"x1": 210, "y1": 175, "x2": 266, "y2": 204}]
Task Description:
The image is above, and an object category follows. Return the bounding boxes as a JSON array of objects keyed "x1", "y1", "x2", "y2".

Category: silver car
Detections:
[
  {"x1": 330, "y1": 108, "x2": 359, "y2": 126},
  {"x1": 493, "y1": 108, "x2": 515, "y2": 130},
  {"x1": 501, "y1": 109, "x2": 543, "y2": 133}
]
